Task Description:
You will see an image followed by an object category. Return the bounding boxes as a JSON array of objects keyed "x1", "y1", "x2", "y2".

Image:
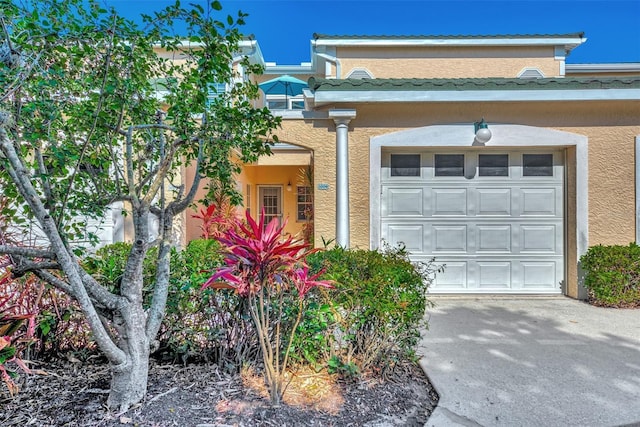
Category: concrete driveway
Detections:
[{"x1": 418, "y1": 297, "x2": 640, "y2": 427}]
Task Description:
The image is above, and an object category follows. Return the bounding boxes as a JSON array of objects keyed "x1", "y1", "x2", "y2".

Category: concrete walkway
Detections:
[{"x1": 418, "y1": 297, "x2": 640, "y2": 427}]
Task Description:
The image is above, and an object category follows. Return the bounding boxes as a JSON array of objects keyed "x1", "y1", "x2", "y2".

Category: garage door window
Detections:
[
  {"x1": 435, "y1": 154, "x2": 464, "y2": 177},
  {"x1": 479, "y1": 154, "x2": 509, "y2": 177},
  {"x1": 523, "y1": 154, "x2": 553, "y2": 176},
  {"x1": 391, "y1": 154, "x2": 421, "y2": 177}
]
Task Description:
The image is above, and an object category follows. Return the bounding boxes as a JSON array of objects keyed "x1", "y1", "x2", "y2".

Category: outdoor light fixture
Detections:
[
  {"x1": 474, "y1": 118, "x2": 492, "y2": 143},
  {"x1": 287, "y1": 181, "x2": 292, "y2": 192}
]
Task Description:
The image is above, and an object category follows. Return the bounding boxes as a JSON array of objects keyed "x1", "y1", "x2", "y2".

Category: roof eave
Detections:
[
  {"x1": 312, "y1": 36, "x2": 587, "y2": 53},
  {"x1": 312, "y1": 89, "x2": 640, "y2": 105},
  {"x1": 566, "y1": 63, "x2": 640, "y2": 73}
]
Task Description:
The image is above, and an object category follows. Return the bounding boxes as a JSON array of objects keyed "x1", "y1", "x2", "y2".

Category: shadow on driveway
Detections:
[{"x1": 419, "y1": 297, "x2": 640, "y2": 427}]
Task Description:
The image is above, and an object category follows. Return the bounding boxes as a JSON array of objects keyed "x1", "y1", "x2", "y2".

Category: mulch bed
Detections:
[{"x1": 0, "y1": 358, "x2": 438, "y2": 426}]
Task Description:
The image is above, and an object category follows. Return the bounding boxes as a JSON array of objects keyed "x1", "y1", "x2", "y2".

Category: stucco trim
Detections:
[
  {"x1": 369, "y1": 124, "x2": 588, "y2": 295},
  {"x1": 314, "y1": 36, "x2": 586, "y2": 49},
  {"x1": 567, "y1": 63, "x2": 640, "y2": 73},
  {"x1": 314, "y1": 89, "x2": 640, "y2": 104},
  {"x1": 636, "y1": 136, "x2": 640, "y2": 243}
]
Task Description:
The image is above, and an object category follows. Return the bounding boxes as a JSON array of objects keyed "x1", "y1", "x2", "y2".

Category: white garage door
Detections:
[{"x1": 381, "y1": 149, "x2": 564, "y2": 294}]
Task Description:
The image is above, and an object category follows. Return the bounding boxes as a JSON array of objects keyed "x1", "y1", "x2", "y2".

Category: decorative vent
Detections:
[
  {"x1": 517, "y1": 68, "x2": 545, "y2": 79},
  {"x1": 346, "y1": 68, "x2": 374, "y2": 79}
]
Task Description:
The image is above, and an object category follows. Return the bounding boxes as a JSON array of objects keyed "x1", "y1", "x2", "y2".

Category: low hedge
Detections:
[
  {"x1": 296, "y1": 245, "x2": 440, "y2": 376},
  {"x1": 580, "y1": 243, "x2": 640, "y2": 307}
]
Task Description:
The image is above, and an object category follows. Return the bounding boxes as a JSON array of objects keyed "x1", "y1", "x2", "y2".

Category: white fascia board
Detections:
[
  {"x1": 264, "y1": 64, "x2": 314, "y2": 74},
  {"x1": 313, "y1": 88, "x2": 640, "y2": 104},
  {"x1": 271, "y1": 143, "x2": 308, "y2": 151},
  {"x1": 314, "y1": 37, "x2": 586, "y2": 49},
  {"x1": 566, "y1": 63, "x2": 640, "y2": 73},
  {"x1": 153, "y1": 39, "x2": 266, "y2": 66}
]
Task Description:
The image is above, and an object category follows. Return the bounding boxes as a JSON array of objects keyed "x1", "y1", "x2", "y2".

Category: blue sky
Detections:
[{"x1": 106, "y1": 0, "x2": 640, "y2": 65}]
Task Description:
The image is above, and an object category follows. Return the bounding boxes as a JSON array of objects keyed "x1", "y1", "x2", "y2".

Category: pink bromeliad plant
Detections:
[{"x1": 202, "y1": 210, "x2": 333, "y2": 405}]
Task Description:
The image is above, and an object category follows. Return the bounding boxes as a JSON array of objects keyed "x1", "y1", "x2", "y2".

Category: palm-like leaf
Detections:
[{"x1": 203, "y1": 209, "x2": 331, "y2": 298}]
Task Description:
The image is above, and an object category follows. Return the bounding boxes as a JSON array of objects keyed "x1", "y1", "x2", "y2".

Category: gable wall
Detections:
[{"x1": 336, "y1": 46, "x2": 561, "y2": 78}]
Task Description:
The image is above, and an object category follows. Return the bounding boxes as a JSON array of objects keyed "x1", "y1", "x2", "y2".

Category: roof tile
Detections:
[{"x1": 307, "y1": 77, "x2": 640, "y2": 92}]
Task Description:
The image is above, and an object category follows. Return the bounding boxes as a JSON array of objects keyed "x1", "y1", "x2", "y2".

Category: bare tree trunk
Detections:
[
  {"x1": 107, "y1": 300, "x2": 151, "y2": 412},
  {"x1": 108, "y1": 342, "x2": 150, "y2": 412}
]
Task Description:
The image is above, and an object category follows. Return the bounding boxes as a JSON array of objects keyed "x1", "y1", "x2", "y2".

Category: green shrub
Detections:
[
  {"x1": 298, "y1": 245, "x2": 439, "y2": 376},
  {"x1": 160, "y1": 239, "x2": 258, "y2": 369},
  {"x1": 82, "y1": 239, "x2": 258, "y2": 369},
  {"x1": 580, "y1": 243, "x2": 640, "y2": 307}
]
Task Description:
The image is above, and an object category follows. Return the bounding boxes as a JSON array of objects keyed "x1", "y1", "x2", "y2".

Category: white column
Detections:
[{"x1": 329, "y1": 109, "x2": 356, "y2": 248}]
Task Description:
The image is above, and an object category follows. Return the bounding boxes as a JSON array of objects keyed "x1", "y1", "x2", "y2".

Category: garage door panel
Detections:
[
  {"x1": 477, "y1": 262, "x2": 511, "y2": 288},
  {"x1": 521, "y1": 188, "x2": 558, "y2": 216},
  {"x1": 433, "y1": 188, "x2": 467, "y2": 215},
  {"x1": 477, "y1": 225, "x2": 511, "y2": 252},
  {"x1": 521, "y1": 262, "x2": 557, "y2": 289},
  {"x1": 433, "y1": 262, "x2": 467, "y2": 288},
  {"x1": 385, "y1": 188, "x2": 424, "y2": 216},
  {"x1": 386, "y1": 224, "x2": 424, "y2": 253},
  {"x1": 433, "y1": 225, "x2": 467, "y2": 252},
  {"x1": 477, "y1": 188, "x2": 511, "y2": 216},
  {"x1": 521, "y1": 225, "x2": 557, "y2": 253}
]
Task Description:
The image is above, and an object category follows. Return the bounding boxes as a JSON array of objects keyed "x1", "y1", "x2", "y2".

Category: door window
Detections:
[{"x1": 259, "y1": 186, "x2": 282, "y2": 228}]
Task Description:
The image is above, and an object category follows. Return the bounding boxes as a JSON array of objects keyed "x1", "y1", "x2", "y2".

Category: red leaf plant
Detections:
[
  {"x1": 192, "y1": 199, "x2": 241, "y2": 240},
  {"x1": 0, "y1": 197, "x2": 40, "y2": 395},
  {"x1": 0, "y1": 265, "x2": 39, "y2": 396},
  {"x1": 202, "y1": 209, "x2": 333, "y2": 405}
]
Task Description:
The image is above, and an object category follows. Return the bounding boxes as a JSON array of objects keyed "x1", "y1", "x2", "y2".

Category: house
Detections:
[{"x1": 183, "y1": 33, "x2": 640, "y2": 299}]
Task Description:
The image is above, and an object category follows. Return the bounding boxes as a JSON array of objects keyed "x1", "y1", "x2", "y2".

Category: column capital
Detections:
[{"x1": 329, "y1": 109, "x2": 357, "y2": 126}]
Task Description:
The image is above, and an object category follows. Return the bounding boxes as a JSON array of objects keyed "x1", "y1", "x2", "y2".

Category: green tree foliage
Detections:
[{"x1": 0, "y1": 0, "x2": 279, "y2": 410}]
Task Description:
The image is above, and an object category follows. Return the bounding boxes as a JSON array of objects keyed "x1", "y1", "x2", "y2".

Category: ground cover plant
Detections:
[{"x1": 580, "y1": 243, "x2": 640, "y2": 307}]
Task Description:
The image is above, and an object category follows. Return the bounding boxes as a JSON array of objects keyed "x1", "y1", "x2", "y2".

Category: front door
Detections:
[{"x1": 258, "y1": 186, "x2": 283, "y2": 228}]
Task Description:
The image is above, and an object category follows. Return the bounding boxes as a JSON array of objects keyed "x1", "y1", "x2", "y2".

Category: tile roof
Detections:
[{"x1": 308, "y1": 77, "x2": 640, "y2": 92}]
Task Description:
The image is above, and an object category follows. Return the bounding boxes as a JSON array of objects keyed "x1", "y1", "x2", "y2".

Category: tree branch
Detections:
[
  {"x1": 0, "y1": 245, "x2": 57, "y2": 259},
  {"x1": 0, "y1": 127, "x2": 126, "y2": 364},
  {"x1": 58, "y1": 14, "x2": 118, "y2": 223},
  {"x1": 145, "y1": 205, "x2": 172, "y2": 338},
  {"x1": 12, "y1": 260, "x2": 61, "y2": 277},
  {"x1": 31, "y1": 269, "x2": 76, "y2": 298},
  {"x1": 167, "y1": 137, "x2": 204, "y2": 214},
  {"x1": 78, "y1": 267, "x2": 121, "y2": 311}
]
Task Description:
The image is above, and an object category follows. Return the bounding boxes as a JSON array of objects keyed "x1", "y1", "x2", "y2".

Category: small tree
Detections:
[
  {"x1": 0, "y1": 0, "x2": 279, "y2": 410},
  {"x1": 203, "y1": 210, "x2": 333, "y2": 405}
]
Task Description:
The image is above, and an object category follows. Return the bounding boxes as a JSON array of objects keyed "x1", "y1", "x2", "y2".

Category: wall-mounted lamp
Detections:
[
  {"x1": 286, "y1": 181, "x2": 292, "y2": 192},
  {"x1": 474, "y1": 118, "x2": 492, "y2": 144}
]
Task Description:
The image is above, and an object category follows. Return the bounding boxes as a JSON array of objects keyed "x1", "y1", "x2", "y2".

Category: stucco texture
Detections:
[
  {"x1": 336, "y1": 46, "x2": 561, "y2": 79},
  {"x1": 276, "y1": 100, "x2": 640, "y2": 251}
]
